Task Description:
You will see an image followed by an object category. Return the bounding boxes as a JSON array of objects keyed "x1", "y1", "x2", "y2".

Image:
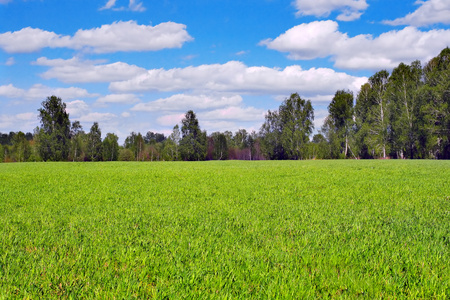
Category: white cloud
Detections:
[
  {"x1": 293, "y1": 0, "x2": 368, "y2": 21},
  {"x1": 0, "y1": 27, "x2": 70, "y2": 53},
  {"x1": 0, "y1": 84, "x2": 25, "y2": 98},
  {"x1": 384, "y1": 0, "x2": 450, "y2": 26},
  {"x1": 100, "y1": 0, "x2": 116, "y2": 10},
  {"x1": 70, "y1": 21, "x2": 191, "y2": 53},
  {"x1": 16, "y1": 112, "x2": 35, "y2": 121},
  {"x1": 200, "y1": 106, "x2": 265, "y2": 122},
  {"x1": 66, "y1": 100, "x2": 90, "y2": 117},
  {"x1": 35, "y1": 57, "x2": 147, "y2": 83},
  {"x1": 100, "y1": 0, "x2": 146, "y2": 12},
  {"x1": 261, "y1": 20, "x2": 450, "y2": 70},
  {"x1": 133, "y1": 93, "x2": 265, "y2": 131},
  {"x1": 110, "y1": 61, "x2": 366, "y2": 97},
  {"x1": 0, "y1": 83, "x2": 97, "y2": 100},
  {"x1": 66, "y1": 99, "x2": 118, "y2": 123},
  {"x1": 0, "y1": 113, "x2": 38, "y2": 131},
  {"x1": 78, "y1": 112, "x2": 117, "y2": 123},
  {"x1": 156, "y1": 113, "x2": 185, "y2": 126},
  {"x1": 260, "y1": 21, "x2": 342, "y2": 60},
  {"x1": 128, "y1": 0, "x2": 145, "y2": 12},
  {"x1": 5, "y1": 57, "x2": 15, "y2": 66},
  {"x1": 65, "y1": 100, "x2": 117, "y2": 129},
  {"x1": 0, "y1": 21, "x2": 193, "y2": 53},
  {"x1": 130, "y1": 94, "x2": 243, "y2": 112},
  {"x1": 97, "y1": 94, "x2": 141, "y2": 105},
  {"x1": 28, "y1": 84, "x2": 97, "y2": 101},
  {"x1": 236, "y1": 50, "x2": 248, "y2": 56}
]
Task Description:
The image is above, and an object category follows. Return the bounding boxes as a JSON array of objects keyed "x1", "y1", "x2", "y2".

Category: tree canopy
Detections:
[{"x1": 2, "y1": 48, "x2": 449, "y2": 162}]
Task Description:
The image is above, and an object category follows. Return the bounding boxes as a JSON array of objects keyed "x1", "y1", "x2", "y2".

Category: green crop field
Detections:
[{"x1": 0, "y1": 161, "x2": 449, "y2": 298}]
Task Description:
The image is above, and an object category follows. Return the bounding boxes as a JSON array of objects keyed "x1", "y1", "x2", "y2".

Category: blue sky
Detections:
[{"x1": 1, "y1": 0, "x2": 450, "y2": 142}]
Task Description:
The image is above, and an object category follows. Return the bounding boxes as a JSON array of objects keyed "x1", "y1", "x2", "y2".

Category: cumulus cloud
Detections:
[
  {"x1": 110, "y1": 61, "x2": 366, "y2": 97},
  {"x1": 34, "y1": 57, "x2": 147, "y2": 83},
  {"x1": 199, "y1": 106, "x2": 265, "y2": 122},
  {"x1": 0, "y1": 84, "x2": 24, "y2": 98},
  {"x1": 260, "y1": 21, "x2": 342, "y2": 60},
  {"x1": 97, "y1": 94, "x2": 141, "y2": 105},
  {"x1": 293, "y1": 0, "x2": 368, "y2": 21},
  {"x1": 0, "y1": 113, "x2": 38, "y2": 131},
  {"x1": 66, "y1": 100, "x2": 90, "y2": 116},
  {"x1": 156, "y1": 113, "x2": 186, "y2": 127},
  {"x1": 78, "y1": 112, "x2": 117, "y2": 123},
  {"x1": 0, "y1": 21, "x2": 193, "y2": 53},
  {"x1": 384, "y1": 0, "x2": 450, "y2": 26},
  {"x1": 134, "y1": 93, "x2": 266, "y2": 129},
  {"x1": 261, "y1": 20, "x2": 450, "y2": 70},
  {"x1": 70, "y1": 21, "x2": 192, "y2": 53},
  {"x1": 0, "y1": 83, "x2": 96, "y2": 101},
  {"x1": 131, "y1": 94, "x2": 243, "y2": 112},
  {"x1": 0, "y1": 27, "x2": 70, "y2": 53},
  {"x1": 66, "y1": 99, "x2": 117, "y2": 124}
]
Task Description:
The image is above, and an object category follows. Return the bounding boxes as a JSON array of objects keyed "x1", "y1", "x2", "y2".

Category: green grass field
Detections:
[{"x1": 1, "y1": 160, "x2": 449, "y2": 298}]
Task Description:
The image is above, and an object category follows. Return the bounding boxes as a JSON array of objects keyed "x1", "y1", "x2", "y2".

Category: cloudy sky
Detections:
[{"x1": 1, "y1": 0, "x2": 449, "y2": 142}]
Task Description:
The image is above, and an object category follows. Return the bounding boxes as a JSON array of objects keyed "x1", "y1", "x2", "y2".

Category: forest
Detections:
[{"x1": 1, "y1": 48, "x2": 449, "y2": 162}]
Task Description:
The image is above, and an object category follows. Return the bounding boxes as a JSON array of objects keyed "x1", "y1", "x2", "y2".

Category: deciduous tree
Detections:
[
  {"x1": 37, "y1": 96, "x2": 71, "y2": 161},
  {"x1": 86, "y1": 122, "x2": 102, "y2": 161},
  {"x1": 179, "y1": 110, "x2": 207, "y2": 161}
]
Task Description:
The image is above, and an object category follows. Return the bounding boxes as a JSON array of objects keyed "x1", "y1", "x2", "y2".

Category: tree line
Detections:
[{"x1": 1, "y1": 48, "x2": 449, "y2": 162}]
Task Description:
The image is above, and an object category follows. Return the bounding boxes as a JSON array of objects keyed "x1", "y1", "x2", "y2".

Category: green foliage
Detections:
[
  {"x1": 0, "y1": 161, "x2": 449, "y2": 298},
  {"x1": 211, "y1": 132, "x2": 228, "y2": 160},
  {"x1": 11, "y1": 131, "x2": 30, "y2": 162},
  {"x1": 422, "y1": 47, "x2": 450, "y2": 159},
  {"x1": 124, "y1": 132, "x2": 145, "y2": 161},
  {"x1": 260, "y1": 93, "x2": 314, "y2": 159},
  {"x1": 69, "y1": 121, "x2": 85, "y2": 162},
  {"x1": 37, "y1": 96, "x2": 71, "y2": 161},
  {"x1": 179, "y1": 110, "x2": 207, "y2": 161},
  {"x1": 387, "y1": 61, "x2": 424, "y2": 158},
  {"x1": 323, "y1": 90, "x2": 354, "y2": 158},
  {"x1": 0, "y1": 144, "x2": 4, "y2": 162},
  {"x1": 86, "y1": 122, "x2": 103, "y2": 162},
  {"x1": 118, "y1": 148, "x2": 134, "y2": 161},
  {"x1": 102, "y1": 133, "x2": 119, "y2": 161}
]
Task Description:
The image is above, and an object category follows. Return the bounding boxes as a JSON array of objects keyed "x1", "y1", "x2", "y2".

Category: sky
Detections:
[{"x1": 1, "y1": 0, "x2": 450, "y2": 143}]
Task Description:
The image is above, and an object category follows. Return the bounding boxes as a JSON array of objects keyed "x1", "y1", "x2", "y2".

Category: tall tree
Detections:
[
  {"x1": 366, "y1": 70, "x2": 390, "y2": 158},
  {"x1": 422, "y1": 47, "x2": 450, "y2": 159},
  {"x1": 179, "y1": 110, "x2": 207, "y2": 161},
  {"x1": 37, "y1": 95, "x2": 71, "y2": 161},
  {"x1": 211, "y1": 132, "x2": 228, "y2": 160},
  {"x1": 69, "y1": 121, "x2": 85, "y2": 162},
  {"x1": 86, "y1": 122, "x2": 102, "y2": 161},
  {"x1": 0, "y1": 144, "x2": 4, "y2": 162},
  {"x1": 124, "y1": 132, "x2": 145, "y2": 161},
  {"x1": 12, "y1": 131, "x2": 30, "y2": 162},
  {"x1": 261, "y1": 93, "x2": 314, "y2": 160},
  {"x1": 144, "y1": 131, "x2": 166, "y2": 144},
  {"x1": 320, "y1": 117, "x2": 343, "y2": 159},
  {"x1": 387, "y1": 61, "x2": 424, "y2": 158},
  {"x1": 164, "y1": 125, "x2": 181, "y2": 161},
  {"x1": 102, "y1": 133, "x2": 119, "y2": 161},
  {"x1": 326, "y1": 90, "x2": 355, "y2": 157},
  {"x1": 260, "y1": 110, "x2": 284, "y2": 159}
]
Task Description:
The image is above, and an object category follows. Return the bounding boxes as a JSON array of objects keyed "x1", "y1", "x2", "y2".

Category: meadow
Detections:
[{"x1": 0, "y1": 160, "x2": 449, "y2": 298}]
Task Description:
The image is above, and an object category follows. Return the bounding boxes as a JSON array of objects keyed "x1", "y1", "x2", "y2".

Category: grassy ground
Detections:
[{"x1": 0, "y1": 160, "x2": 449, "y2": 298}]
